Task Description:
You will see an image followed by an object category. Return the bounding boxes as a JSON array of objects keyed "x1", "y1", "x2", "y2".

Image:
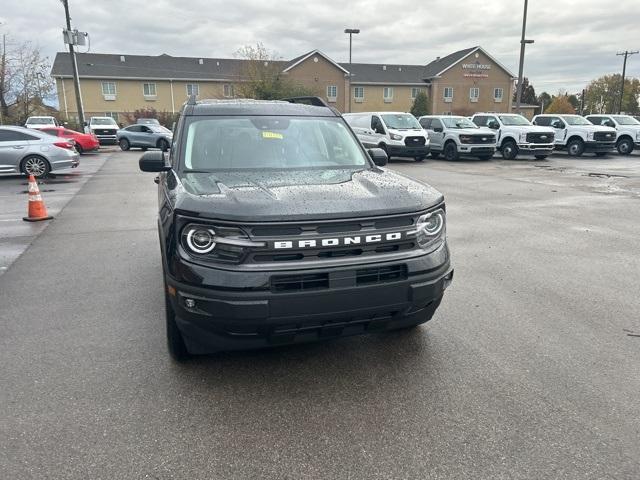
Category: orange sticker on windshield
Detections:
[{"x1": 262, "y1": 131, "x2": 283, "y2": 140}]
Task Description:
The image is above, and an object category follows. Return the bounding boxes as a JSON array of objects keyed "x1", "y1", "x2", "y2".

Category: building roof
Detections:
[
  {"x1": 422, "y1": 46, "x2": 516, "y2": 79},
  {"x1": 283, "y1": 50, "x2": 349, "y2": 74},
  {"x1": 339, "y1": 62, "x2": 427, "y2": 85}
]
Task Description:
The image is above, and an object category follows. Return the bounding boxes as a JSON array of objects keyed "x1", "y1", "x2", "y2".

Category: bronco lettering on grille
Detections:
[{"x1": 273, "y1": 232, "x2": 404, "y2": 249}]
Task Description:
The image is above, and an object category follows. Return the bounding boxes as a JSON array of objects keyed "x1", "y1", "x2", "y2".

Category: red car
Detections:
[{"x1": 40, "y1": 126, "x2": 100, "y2": 155}]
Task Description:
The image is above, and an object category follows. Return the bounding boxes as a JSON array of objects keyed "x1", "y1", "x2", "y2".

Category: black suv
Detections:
[{"x1": 139, "y1": 97, "x2": 453, "y2": 360}]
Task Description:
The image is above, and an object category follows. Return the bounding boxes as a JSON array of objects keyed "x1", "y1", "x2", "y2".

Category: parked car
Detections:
[
  {"x1": 40, "y1": 126, "x2": 100, "y2": 155},
  {"x1": 136, "y1": 118, "x2": 161, "y2": 125},
  {"x1": 138, "y1": 97, "x2": 452, "y2": 360},
  {"x1": 87, "y1": 116, "x2": 119, "y2": 145},
  {"x1": 24, "y1": 116, "x2": 59, "y2": 129},
  {"x1": 418, "y1": 115, "x2": 496, "y2": 160},
  {"x1": 531, "y1": 114, "x2": 616, "y2": 156},
  {"x1": 471, "y1": 113, "x2": 555, "y2": 160},
  {"x1": 585, "y1": 114, "x2": 640, "y2": 155},
  {"x1": 343, "y1": 112, "x2": 430, "y2": 161},
  {"x1": 117, "y1": 124, "x2": 172, "y2": 151},
  {"x1": 0, "y1": 126, "x2": 79, "y2": 177}
]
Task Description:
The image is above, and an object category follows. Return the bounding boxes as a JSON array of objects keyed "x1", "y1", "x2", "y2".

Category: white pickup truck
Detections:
[
  {"x1": 532, "y1": 114, "x2": 616, "y2": 157},
  {"x1": 86, "y1": 116, "x2": 119, "y2": 145},
  {"x1": 585, "y1": 114, "x2": 640, "y2": 155},
  {"x1": 418, "y1": 115, "x2": 496, "y2": 160},
  {"x1": 471, "y1": 113, "x2": 555, "y2": 160}
]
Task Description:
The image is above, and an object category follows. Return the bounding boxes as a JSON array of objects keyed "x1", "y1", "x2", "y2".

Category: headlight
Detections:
[
  {"x1": 185, "y1": 226, "x2": 216, "y2": 254},
  {"x1": 587, "y1": 132, "x2": 595, "y2": 141},
  {"x1": 519, "y1": 133, "x2": 528, "y2": 142},
  {"x1": 410, "y1": 208, "x2": 446, "y2": 250},
  {"x1": 390, "y1": 133, "x2": 402, "y2": 141}
]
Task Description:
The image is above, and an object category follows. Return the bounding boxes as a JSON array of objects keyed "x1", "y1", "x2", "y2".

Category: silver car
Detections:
[
  {"x1": 0, "y1": 126, "x2": 80, "y2": 178},
  {"x1": 116, "y1": 124, "x2": 172, "y2": 152}
]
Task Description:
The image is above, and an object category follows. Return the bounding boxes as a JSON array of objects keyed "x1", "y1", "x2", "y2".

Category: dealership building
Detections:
[{"x1": 51, "y1": 46, "x2": 531, "y2": 123}]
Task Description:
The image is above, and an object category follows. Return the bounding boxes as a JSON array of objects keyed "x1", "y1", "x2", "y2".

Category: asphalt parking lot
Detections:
[{"x1": 1, "y1": 149, "x2": 639, "y2": 479}]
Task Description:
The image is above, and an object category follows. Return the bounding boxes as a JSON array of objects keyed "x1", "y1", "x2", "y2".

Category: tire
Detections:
[
  {"x1": 164, "y1": 285, "x2": 190, "y2": 362},
  {"x1": 119, "y1": 138, "x2": 130, "y2": 151},
  {"x1": 75, "y1": 143, "x2": 84, "y2": 155},
  {"x1": 379, "y1": 144, "x2": 388, "y2": 159},
  {"x1": 478, "y1": 155, "x2": 493, "y2": 160},
  {"x1": 501, "y1": 140, "x2": 518, "y2": 160},
  {"x1": 567, "y1": 138, "x2": 585, "y2": 157},
  {"x1": 20, "y1": 155, "x2": 50, "y2": 178},
  {"x1": 430, "y1": 151, "x2": 441, "y2": 159},
  {"x1": 443, "y1": 142, "x2": 459, "y2": 161},
  {"x1": 414, "y1": 156, "x2": 425, "y2": 162},
  {"x1": 158, "y1": 139, "x2": 170, "y2": 152},
  {"x1": 616, "y1": 138, "x2": 634, "y2": 155},
  {"x1": 534, "y1": 155, "x2": 548, "y2": 160}
]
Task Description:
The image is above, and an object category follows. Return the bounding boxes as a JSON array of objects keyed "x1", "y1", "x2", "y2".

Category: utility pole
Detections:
[
  {"x1": 580, "y1": 88, "x2": 585, "y2": 116},
  {"x1": 515, "y1": 0, "x2": 534, "y2": 114},
  {"x1": 344, "y1": 28, "x2": 360, "y2": 113},
  {"x1": 61, "y1": 0, "x2": 85, "y2": 127},
  {"x1": 616, "y1": 50, "x2": 638, "y2": 114},
  {"x1": 0, "y1": 32, "x2": 6, "y2": 125}
]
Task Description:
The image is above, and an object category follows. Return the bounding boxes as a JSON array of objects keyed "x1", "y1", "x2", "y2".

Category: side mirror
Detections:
[
  {"x1": 139, "y1": 151, "x2": 171, "y2": 172},
  {"x1": 433, "y1": 127, "x2": 443, "y2": 133},
  {"x1": 488, "y1": 121, "x2": 500, "y2": 129},
  {"x1": 368, "y1": 148, "x2": 388, "y2": 166},
  {"x1": 551, "y1": 121, "x2": 564, "y2": 129}
]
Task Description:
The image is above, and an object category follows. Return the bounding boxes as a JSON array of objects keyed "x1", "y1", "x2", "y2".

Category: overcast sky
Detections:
[{"x1": 2, "y1": 0, "x2": 639, "y2": 94}]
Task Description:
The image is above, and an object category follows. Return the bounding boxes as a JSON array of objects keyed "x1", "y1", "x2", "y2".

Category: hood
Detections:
[
  {"x1": 505, "y1": 125, "x2": 555, "y2": 133},
  {"x1": 173, "y1": 168, "x2": 443, "y2": 222},
  {"x1": 388, "y1": 127, "x2": 428, "y2": 137},
  {"x1": 455, "y1": 127, "x2": 494, "y2": 135},
  {"x1": 573, "y1": 124, "x2": 617, "y2": 132}
]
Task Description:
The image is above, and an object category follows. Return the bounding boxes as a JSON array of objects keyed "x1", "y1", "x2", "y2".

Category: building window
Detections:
[
  {"x1": 494, "y1": 87, "x2": 504, "y2": 102},
  {"x1": 383, "y1": 87, "x2": 394, "y2": 103},
  {"x1": 101, "y1": 82, "x2": 116, "y2": 100},
  {"x1": 143, "y1": 83, "x2": 157, "y2": 98},
  {"x1": 326, "y1": 85, "x2": 338, "y2": 102},
  {"x1": 470, "y1": 87, "x2": 480, "y2": 102},
  {"x1": 443, "y1": 87, "x2": 453, "y2": 102},
  {"x1": 104, "y1": 112, "x2": 119, "y2": 122},
  {"x1": 186, "y1": 83, "x2": 199, "y2": 97},
  {"x1": 411, "y1": 87, "x2": 422, "y2": 99},
  {"x1": 223, "y1": 84, "x2": 234, "y2": 98},
  {"x1": 353, "y1": 86, "x2": 364, "y2": 102}
]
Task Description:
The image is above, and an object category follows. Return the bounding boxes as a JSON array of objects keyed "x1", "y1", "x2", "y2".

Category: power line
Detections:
[{"x1": 615, "y1": 50, "x2": 638, "y2": 114}]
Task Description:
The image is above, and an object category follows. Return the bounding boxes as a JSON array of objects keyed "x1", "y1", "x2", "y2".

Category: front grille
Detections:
[
  {"x1": 526, "y1": 132, "x2": 554, "y2": 143},
  {"x1": 466, "y1": 134, "x2": 495, "y2": 144},
  {"x1": 270, "y1": 265, "x2": 407, "y2": 293},
  {"x1": 94, "y1": 129, "x2": 115, "y2": 135},
  {"x1": 404, "y1": 136, "x2": 426, "y2": 146},
  {"x1": 594, "y1": 131, "x2": 615, "y2": 142}
]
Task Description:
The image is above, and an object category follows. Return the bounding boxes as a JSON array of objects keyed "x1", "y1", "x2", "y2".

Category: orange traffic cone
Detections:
[{"x1": 23, "y1": 175, "x2": 53, "y2": 222}]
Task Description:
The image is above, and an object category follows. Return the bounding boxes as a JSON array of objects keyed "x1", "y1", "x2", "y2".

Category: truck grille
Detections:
[
  {"x1": 270, "y1": 265, "x2": 407, "y2": 293},
  {"x1": 594, "y1": 131, "x2": 615, "y2": 142},
  {"x1": 526, "y1": 132, "x2": 554, "y2": 143},
  {"x1": 468, "y1": 134, "x2": 495, "y2": 144},
  {"x1": 94, "y1": 129, "x2": 116, "y2": 136},
  {"x1": 404, "y1": 136, "x2": 426, "y2": 146}
]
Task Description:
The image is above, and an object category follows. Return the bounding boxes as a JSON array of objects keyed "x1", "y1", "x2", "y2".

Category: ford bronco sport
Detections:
[{"x1": 139, "y1": 97, "x2": 453, "y2": 360}]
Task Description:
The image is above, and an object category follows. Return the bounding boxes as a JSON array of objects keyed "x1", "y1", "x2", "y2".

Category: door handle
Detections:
[{"x1": 13, "y1": 146, "x2": 25, "y2": 149}]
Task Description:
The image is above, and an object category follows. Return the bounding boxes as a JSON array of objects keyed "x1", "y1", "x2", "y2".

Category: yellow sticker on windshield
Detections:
[{"x1": 262, "y1": 131, "x2": 283, "y2": 140}]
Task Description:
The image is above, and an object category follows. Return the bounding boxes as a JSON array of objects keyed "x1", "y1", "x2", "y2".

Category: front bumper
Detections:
[
  {"x1": 386, "y1": 144, "x2": 431, "y2": 157},
  {"x1": 94, "y1": 135, "x2": 117, "y2": 145},
  {"x1": 584, "y1": 141, "x2": 615, "y2": 153},
  {"x1": 166, "y1": 244, "x2": 452, "y2": 354},
  {"x1": 518, "y1": 143, "x2": 554, "y2": 154},
  {"x1": 459, "y1": 145, "x2": 496, "y2": 155},
  {"x1": 51, "y1": 153, "x2": 80, "y2": 171}
]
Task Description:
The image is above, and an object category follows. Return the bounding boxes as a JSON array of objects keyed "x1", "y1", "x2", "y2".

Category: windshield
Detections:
[
  {"x1": 380, "y1": 114, "x2": 421, "y2": 130},
  {"x1": 441, "y1": 117, "x2": 478, "y2": 129},
  {"x1": 563, "y1": 116, "x2": 591, "y2": 126},
  {"x1": 612, "y1": 115, "x2": 640, "y2": 125},
  {"x1": 498, "y1": 115, "x2": 531, "y2": 126},
  {"x1": 91, "y1": 118, "x2": 118, "y2": 126},
  {"x1": 150, "y1": 125, "x2": 172, "y2": 134},
  {"x1": 182, "y1": 116, "x2": 369, "y2": 172},
  {"x1": 27, "y1": 117, "x2": 54, "y2": 124}
]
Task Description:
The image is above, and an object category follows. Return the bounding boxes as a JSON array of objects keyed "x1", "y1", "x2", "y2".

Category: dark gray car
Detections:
[
  {"x1": 117, "y1": 124, "x2": 172, "y2": 152},
  {"x1": 0, "y1": 126, "x2": 79, "y2": 177}
]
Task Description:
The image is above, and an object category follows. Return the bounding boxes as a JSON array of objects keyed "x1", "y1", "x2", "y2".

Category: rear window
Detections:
[{"x1": 181, "y1": 116, "x2": 368, "y2": 172}]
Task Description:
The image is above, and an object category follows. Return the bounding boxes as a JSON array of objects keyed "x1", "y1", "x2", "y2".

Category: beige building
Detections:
[{"x1": 51, "y1": 46, "x2": 517, "y2": 124}]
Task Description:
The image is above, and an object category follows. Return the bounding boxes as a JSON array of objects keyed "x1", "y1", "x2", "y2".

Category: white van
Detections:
[{"x1": 343, "y1": 112, "x2": 430, "y2": 161}]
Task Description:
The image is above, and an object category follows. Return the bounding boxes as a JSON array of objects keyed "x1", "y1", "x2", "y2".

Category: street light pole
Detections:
[
  {"x1": 515, "y1": 0, "x2": 534, "y2": 114},
  {"x1": 61, "y1": 0, "x2": 85, "y2": 128},
  {"x1": 616, "y1": 50, "x2": 638, "y2": 114},
  {"x1": 344, "y1": 28, "x2": 360, "y2": 113}
]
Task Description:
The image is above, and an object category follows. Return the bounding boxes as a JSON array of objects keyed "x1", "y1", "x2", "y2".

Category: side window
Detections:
[
  {"x1": 419, "y1": 118, "x2": 432, "y2": 129},
  {"x1": 548, "y1": 117, "x2": 564, "y2": 128},
  {"x1": 487, "y1": 116, "x2": 499, "y2": 129},
  {"x1": 0, "y1": 130, "x2": 37, "y2": 141},
  {"x1": 602, "y1": 117, "x2": 616, "y2": 127},
  {"x1": 473, "y1": 116, "x2": 488, "y2": 127},
  {"x1": 533, "y1": 116, "x2": 550, "y2": 126},
  {"x1": 432, "y1": 119, "x2": 443, "y2": 131},
  {"x1": 127, "y1": 125, "x2": 142, "y2": 133},
  {"x1": 140, "y1": 126, "x2": 152, "y2": 133},
  {"x1": 371, "y1": 116, "x2": 385, "y2": 134}
]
